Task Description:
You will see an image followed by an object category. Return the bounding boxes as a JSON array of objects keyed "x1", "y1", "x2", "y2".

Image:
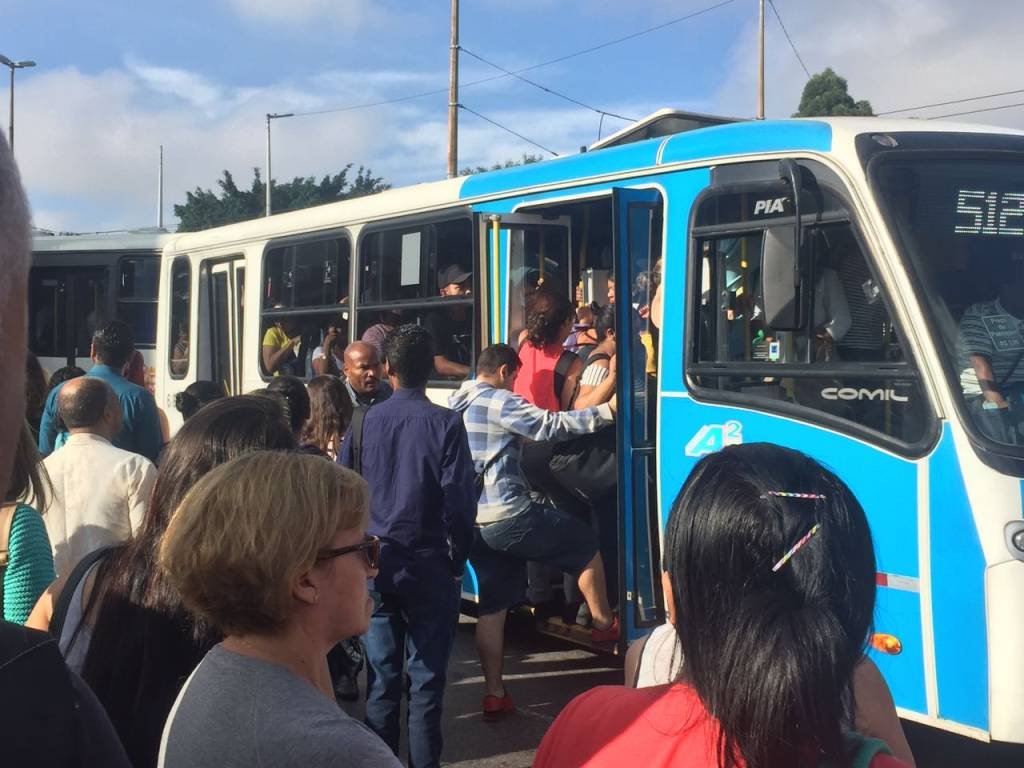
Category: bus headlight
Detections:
[{"x1": 1005, "y1": 521, "x2": 1024, "y2": 560}]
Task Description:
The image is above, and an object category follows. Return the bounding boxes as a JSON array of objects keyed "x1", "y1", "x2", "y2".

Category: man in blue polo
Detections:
[
  {"x1": 339, "y1": 324, "x2": 475, "y2": 768},
  {"x1": 39, "y1": 320, "x2": 162, "y2": 462}
]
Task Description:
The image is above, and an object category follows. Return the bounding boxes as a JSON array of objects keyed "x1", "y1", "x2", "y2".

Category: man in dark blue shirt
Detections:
[
  {"x1": 38, "y1": 321, "x2": 163, "y2": 462},
  {"x1": 339, "y1": 324, "x2": 475, "y2": 768}
]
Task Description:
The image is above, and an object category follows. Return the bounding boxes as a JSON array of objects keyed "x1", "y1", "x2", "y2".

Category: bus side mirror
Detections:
[{"x1": 761, "y1": 225, "x2": 803, "y2": 329}]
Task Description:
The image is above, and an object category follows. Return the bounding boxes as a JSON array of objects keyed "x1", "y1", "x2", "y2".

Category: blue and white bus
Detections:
[{"x1": 157, "y1": 112, "x2": 1024, "y2": 744}]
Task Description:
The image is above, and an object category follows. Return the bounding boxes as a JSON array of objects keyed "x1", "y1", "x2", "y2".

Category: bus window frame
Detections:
[
  {"x1": 116, "y1": 255, "x2": 160, "y2": 349},
  {"x1": 257, "y1": 228, "x2": 354, "y2": 382},
  {"x1": 354, "y1": 208, "x2": 479, "y2": 388},
  {"x1": 683, "y1": 164, "x2": 940, "y2": 458},
  {"x1": 30, "y1": 250, "x2": 161, "y2": 364},
  {"x1": 198, "y1": 253, "x2": 246, "y2": 393},
  {"x1": 167, "y1": 256, "x2": 192, "y2": 380}
]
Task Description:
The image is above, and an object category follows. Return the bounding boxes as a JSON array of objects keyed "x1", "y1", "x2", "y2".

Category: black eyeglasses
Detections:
[{"x1": 317, "y1": 535, "x2": 380, "y2": 570}]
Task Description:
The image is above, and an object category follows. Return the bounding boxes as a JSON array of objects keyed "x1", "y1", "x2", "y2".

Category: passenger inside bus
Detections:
[
  {"x1": 694, "y1": 221, "x2": 927, "y2": 443},
  {"x1": 424, "y1": 264, "x2": 472, "y2": 379},
  {"x1": 956, "y1": 246, "x2": 1024, "y2": 444},
  {"x1": 361, "y1": 309, "x2": 403, "y2": 361},
  {"x1": 261, "y1": 313, "x2": 302, "y2": 377},
  {"x1": 311, "y1": 318, "x2": 346, "y2": 376},
  {"x1": 169, "y1": 323, "x2": 189, "y2": 377}
]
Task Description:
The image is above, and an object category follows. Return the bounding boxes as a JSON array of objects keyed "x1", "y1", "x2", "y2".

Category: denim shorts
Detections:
[{"x1": 471, "y1": 502, "x2": 598, "y2": 615}]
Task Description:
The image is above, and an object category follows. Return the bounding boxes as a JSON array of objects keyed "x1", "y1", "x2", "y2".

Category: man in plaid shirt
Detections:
[{"x1": 449, "y1": 343, "x2": 618, "y2": 720}]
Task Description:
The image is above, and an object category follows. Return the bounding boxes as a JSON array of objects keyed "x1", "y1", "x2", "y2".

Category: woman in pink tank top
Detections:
[{"x1": 514, "y1": 289, "x2": 582, "y2": 411}]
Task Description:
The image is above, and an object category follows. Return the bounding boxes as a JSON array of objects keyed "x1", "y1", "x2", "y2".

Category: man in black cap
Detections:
[{"x1": 424, "y1": 264, "x2": 473, "y2": 379}]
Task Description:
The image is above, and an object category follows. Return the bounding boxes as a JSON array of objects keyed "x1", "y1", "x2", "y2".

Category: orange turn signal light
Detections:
[{"x1": 870, "y1": 633, "x2": 902, "y2": 656}]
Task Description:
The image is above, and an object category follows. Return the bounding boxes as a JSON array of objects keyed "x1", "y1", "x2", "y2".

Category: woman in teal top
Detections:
[{"x1": 3, "y1": 422, "x2": 55, "y2": 623}]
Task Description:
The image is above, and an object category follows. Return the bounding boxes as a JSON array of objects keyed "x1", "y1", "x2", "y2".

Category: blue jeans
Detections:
[{"x1": 364, "y1": 581, "x2": 460, "y2": 768}]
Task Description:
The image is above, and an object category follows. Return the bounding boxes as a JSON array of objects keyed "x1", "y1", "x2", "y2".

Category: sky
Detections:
[{"x1": 4, "y1": 0, "x2": 1024, "y2": 233}]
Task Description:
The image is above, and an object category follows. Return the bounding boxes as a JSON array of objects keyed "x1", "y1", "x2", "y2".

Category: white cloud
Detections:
[
  {"x1": 222, "y1": 0, "x2": 382, "y2": 28},
  {"x1": 125, "y1": 57, "x2": 229, "y2": 113},
  {"x1": 712, "y1": 0, "x2": 1024, "y2": 126},
  {"x1": 12, "y1": 54, "x2": 665, "y2": 233}
]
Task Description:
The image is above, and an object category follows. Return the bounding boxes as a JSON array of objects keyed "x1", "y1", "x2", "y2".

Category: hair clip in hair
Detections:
[
  {"x1": 771, "y1": 522, "x2": 822, "y2": 573},
  {"x1": 762, "y1": 491, "x2": 827, "y2": 501}
]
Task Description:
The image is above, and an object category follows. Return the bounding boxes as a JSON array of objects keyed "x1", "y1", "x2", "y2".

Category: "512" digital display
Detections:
[{"x1": 955, "y1": 189, "x2": 1024, "y2": 236}]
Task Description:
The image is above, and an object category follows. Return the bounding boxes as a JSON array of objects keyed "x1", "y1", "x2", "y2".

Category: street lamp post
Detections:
[
  {"x1": 0, "y1": 54, "x2": 36, "y2": 152},
  {"x1": 265, "y1": 112, "x2": 293, "y2": 217}
]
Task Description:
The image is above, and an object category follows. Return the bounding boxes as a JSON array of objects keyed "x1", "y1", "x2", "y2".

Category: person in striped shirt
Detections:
[
  {"x1": 957, "y1": 255, "x2": 1024, "y2": 444},
  {"x1": 449, "y1": 343, "x2": 618, "y2": 719}
]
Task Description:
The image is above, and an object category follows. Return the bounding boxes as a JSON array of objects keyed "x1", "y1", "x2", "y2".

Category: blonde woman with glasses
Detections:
[{"x1": 158, "y1": 452, "x2": 400, "y2": 768}]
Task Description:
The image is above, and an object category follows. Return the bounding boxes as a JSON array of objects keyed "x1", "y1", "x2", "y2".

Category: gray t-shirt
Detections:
[{"x1": 158, "y1": 645, "x2": 401, "y2": 768}]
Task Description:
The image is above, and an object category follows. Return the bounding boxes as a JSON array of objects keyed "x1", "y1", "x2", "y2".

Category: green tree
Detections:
[
  {"x1": 459, "y1": 153, "x2": 543, "y2": 176},
  {"x1": 793, "y1": 68, "x2": 873, "y2": 117},
  {"x1": 174, "y1": 165, "x2": 389, "y2": 232}
]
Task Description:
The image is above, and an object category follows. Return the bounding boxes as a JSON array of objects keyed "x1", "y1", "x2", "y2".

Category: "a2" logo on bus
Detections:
[{"x1": 685, "y1": 421, "x2": 744, "y2": 457}]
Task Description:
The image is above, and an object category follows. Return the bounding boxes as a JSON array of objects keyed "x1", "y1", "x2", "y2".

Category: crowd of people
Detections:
[{"x1": 0, "y1": 132, "x2": 917, "y2": 768}]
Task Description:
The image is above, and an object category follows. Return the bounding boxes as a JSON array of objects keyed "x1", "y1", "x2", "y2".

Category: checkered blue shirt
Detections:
[{"x1": 449, "y1": 380, "x2": 614, "y2": 524}]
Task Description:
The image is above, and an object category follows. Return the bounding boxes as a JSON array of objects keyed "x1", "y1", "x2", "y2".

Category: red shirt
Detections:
[
  {"x1": 514, "y1": 342, "x2": 566, "y2": 412},
  {"x1": 534, "y1": 684, "x2": 909, "y2": 768}
]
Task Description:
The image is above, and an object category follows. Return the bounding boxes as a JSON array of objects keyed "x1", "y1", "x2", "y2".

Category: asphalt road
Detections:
[
  {"x1": 343, "y1": 615, "x2": 1024, "y2": 767},
  {"x1": 340, "y1": 614, "x2": 622, "y2": 767}
]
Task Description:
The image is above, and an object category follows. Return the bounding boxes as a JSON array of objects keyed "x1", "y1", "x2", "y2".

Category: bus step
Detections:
[{"x1": 516, "y1": 605, "x2": 621, "y2": 655}]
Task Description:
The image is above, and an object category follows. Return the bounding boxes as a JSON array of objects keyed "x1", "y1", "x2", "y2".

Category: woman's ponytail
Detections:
[{"x1": 665, "y1": 443, "x2": 875, "y2": 768}]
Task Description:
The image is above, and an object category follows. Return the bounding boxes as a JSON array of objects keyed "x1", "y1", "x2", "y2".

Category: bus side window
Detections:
[
  {"x1": 259, "y1": 234, "x2": 352, "y2": 380},
  {"x1": 506, "y1": 226, "x2": 570, "y2": 346},
  {"x1": 168, "y1": 258, "x2": 191, "y2": 378},
  {"x1": 356, "y1": 216, "x2": 476, "y2": 383},
  {"x1": 118, "y1": 257, "x2": 160, "y2": 348},
  {"x1": 690, "y1": 221, "x2": 930, "y2": 446}
]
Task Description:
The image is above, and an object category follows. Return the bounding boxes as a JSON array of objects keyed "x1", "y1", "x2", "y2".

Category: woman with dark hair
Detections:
[
  {"x1": 301, "y1": 376, "x2": 353, "y2": 461},
  {"x1": 514, "y1": 288, "x2": 582, "y2": 412},
  {"x1": 124, "y1": 350, "x2": 172, "y2": 443},
  {"x1": 266, "y1": 374, "x2": 312, "y2": 439},
  {"x1": 27, "y1": 395, "x2": 296, "y2": 768},
  {"x1": 25, "y1": 351, "x2": 48, "y2": 436},
  {"x1": 2, "y1": 421, "x2": 55, "y2": 623},
  {"x1": 514, "y1": 289, "x2": 589, "y2": 611},
  {"x1": 536, "y1": 443, "x2": 911, "y2": 768},
  {"x1": 173, "y1": 380, "x2": 227, "y2": 421},
  {"x1": 122, "y1": 350, "x2": 148, "y2": 389},
  {"x1": 572, "y1": 303, "x2": 616, "y2": 410},
  {"x1": 311, "y1": 320, "x2": 345, "y2": 376},
  {"x1": 46, "y1": 365, "x2": 86, "y2": 395}
]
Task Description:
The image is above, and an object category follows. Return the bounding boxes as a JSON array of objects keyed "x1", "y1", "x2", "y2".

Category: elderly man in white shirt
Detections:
[{"x1": 43, "y1": 376, "x2": 157, "y2": 576}]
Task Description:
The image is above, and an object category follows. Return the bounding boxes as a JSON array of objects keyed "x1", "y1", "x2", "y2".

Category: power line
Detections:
[
  {"x1": 460, "y1": 47, "x2": 637, "y2": 123},
  {"x1": 878, "y1": 87, "x2": 1024, "y2": 116},
  {"x1": 293, "y1": 87, "x2": 450, "y2": 118},
  {"x1": 929, "y1": 100, "x2": 1024, "y2": 120},
  {"x1": 458, "y1": 104, "x2": 560, "y2": 156},
  {"x1": 767, "y1": 0, "x2": 810, "y2": 79},
  {"x1": 505, "y1": 0, "x2": 737, "y2": 74},
  {"x1": 289, "y1": 0, "x2": 737, "y2": 119}
]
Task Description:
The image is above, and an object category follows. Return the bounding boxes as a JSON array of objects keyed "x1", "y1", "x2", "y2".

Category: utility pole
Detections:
[
  {"x1": 447, "y1": 0, "x2": 459, "y2": 179},
  {"x1": 157, "y1": 145, "x2": 164, "y2": 230},
  {"x1": 757, "y1": 0, "x2": 765, "y2": 119},
  {"x1": 0, "y1": 54, "x2": 36, "y2": 152},
  {"x1": 265, "y1": 112, "x2": 293, "y2": 217}
]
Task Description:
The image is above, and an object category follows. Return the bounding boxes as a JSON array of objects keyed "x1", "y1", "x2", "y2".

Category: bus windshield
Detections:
[{"x1": 873, "y1": 155, "x2": 1024, "y2": 451}]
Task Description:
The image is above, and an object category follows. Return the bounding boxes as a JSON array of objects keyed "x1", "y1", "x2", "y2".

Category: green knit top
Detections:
[{"x1": 2, "y1": 503, "x2": 56, "y2": 624}]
